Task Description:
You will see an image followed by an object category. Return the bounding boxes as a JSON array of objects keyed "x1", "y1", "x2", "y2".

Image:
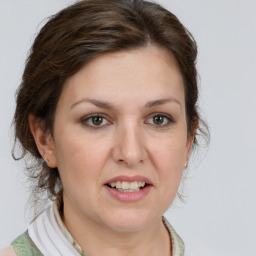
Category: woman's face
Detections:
[{"x1": 50, "y1": 45, "x2": 193, "y2": 232}]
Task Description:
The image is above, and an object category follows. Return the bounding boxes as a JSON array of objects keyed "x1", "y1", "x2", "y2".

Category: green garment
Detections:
[
  {"x1": 11, "y1": 231, "x2": 43, "y2": 256},
  {"x1": 11, "y1": 217, "x2": 184, "y2": 256}
]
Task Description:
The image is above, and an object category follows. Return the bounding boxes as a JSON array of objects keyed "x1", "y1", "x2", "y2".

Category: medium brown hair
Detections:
[{"x1": 13, "y1": 0, "x2": 209, "y2": 203}]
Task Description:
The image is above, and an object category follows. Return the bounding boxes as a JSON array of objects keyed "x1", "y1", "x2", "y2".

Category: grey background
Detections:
[{"x1": 0, "y1": 0, "x2": 255, "y2": 255}]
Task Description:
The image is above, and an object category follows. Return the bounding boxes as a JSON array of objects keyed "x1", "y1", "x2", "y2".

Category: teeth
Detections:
[
  {"x1": 130, "y1": 181, "x2": 138, "y2": 190},
  {"x1": 108, "y1": 181, "x2": 147, "y2": 191},
  {"x1": 122, "y1": 181, "x2": 130, "y2": 190},
  {"x1": 116, "y1": 181, "x2": 122, "y2": 189},
  {"x1": 117, "y1": 188, "x2": 140, "y2": 192}
]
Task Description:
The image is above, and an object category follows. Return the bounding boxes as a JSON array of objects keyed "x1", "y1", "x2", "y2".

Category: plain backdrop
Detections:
[{"x1": 0, "y1": 0, "x2": 256, "y2": 255}]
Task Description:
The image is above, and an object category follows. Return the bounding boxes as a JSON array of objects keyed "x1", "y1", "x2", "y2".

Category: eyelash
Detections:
[
  {"x1": 146, "y1": 113, "x2": 175, "y2": 128},
  {"x1": 81, "y1": 114, "x2": 110, "y2": 129},
  {"x1": 80, "y1": 113, "x2": 175, "y2": 129}
]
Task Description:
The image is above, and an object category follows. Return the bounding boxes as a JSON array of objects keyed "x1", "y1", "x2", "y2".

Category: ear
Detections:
[
  {"x1": 185, "y1": 135, "x2": 194, "y2": 166},
  {"x1": 185, "y1": 119, "x2": 199, "y2": 167},
  {"x1": 28, "y1": 114, "x2": 57, "y2": 168}
]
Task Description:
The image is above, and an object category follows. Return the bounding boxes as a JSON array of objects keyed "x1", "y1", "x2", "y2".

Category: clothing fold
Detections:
[
  {"x1": 28, "y1": 202, "x2": 81, "y2": 256},
  {"x1": 11, "y1": 201, "x2": 184, "y2": 256}
]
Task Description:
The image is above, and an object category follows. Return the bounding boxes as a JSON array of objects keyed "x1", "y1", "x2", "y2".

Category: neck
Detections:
[{"x1": 62, "y1": 204, "x2": 171, "y2": 256}]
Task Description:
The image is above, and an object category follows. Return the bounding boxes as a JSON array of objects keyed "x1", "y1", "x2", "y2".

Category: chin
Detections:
[{"x1": 102, "y1": 209, "x2": 159, "y2": 233}]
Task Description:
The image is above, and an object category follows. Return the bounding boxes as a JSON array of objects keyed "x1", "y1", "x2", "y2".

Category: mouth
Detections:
[
  {"x1": 105, "y1": 180, "x2": 149, "y2": 193},
  {"x1": 104, "y1": 176, "x2": 153, "y2": 202}
]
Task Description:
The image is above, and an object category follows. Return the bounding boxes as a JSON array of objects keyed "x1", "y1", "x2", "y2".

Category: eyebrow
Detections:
[
  {"x1": 71, "y1": 98, "x2": 181, "y2": 109},
  {"x1": 71, "y1": 98, "x2": 113, "y2": 109},
  {"x1": 144, "y1": 98, "x2": 181, "y2": 108}
]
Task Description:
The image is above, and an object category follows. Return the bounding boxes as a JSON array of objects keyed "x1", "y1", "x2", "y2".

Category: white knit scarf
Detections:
[
  {"x1": 28, "y1": 202, "x2": 184, "y2": 256},
  {"x1": 28, "y1": 202, "x2": 81, "y2": 256}
]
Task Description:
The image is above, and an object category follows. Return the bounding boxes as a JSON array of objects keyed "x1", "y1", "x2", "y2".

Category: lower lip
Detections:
[{"x1": 104, "y1": 185, "x2": 152, "y2": 202}]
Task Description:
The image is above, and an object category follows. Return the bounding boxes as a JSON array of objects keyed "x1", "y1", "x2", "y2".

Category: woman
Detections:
[{"x1": 1, "y1": 0, "x2": 208, "y2": 255}]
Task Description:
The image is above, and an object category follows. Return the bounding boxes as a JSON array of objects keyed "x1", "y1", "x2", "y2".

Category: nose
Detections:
[{"x1": 112, "y1": 122, "x2": 148, "y2": 168}]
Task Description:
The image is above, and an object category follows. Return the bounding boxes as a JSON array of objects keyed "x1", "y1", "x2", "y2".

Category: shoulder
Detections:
[
  {"x1": 0, "y1": 246, "x2": 17, "y2": 256},
  {"x1": 10, "y1": 232, "x2": 43, "y2": 256}
]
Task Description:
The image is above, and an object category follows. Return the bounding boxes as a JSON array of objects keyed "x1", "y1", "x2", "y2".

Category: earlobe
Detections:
[{"x1": 28, "y1": 114, "x2": 57, "y2": 168}]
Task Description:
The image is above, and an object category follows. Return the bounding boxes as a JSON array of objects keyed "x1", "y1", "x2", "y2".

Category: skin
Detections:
[
  {"x1": 0, "y1": 246, "x2": 17, "y2": 256},
  {"x1": 30, "y1": 45, "x2": 194, "y2": 256}
]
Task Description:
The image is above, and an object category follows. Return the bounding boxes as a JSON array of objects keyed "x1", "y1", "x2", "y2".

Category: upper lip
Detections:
[{"x1": 105, "y1": 175, "x2": 153, "y2": 185}]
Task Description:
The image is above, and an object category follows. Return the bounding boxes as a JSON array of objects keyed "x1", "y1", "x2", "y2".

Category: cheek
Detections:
[
  {"x1": 153, "y1": 135, "x2": 187, "y2": 164},
  {"x1": 53, "y1": 130, "x2": 110, "y2": 181},
  {"x1": 150, "y1": 134, "x2": 187, "y2": 182}
]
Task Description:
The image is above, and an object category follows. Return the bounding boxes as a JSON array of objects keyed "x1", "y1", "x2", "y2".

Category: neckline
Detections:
[{"x1": 53, "y1": 200, "x2": 184, "y2": 256}]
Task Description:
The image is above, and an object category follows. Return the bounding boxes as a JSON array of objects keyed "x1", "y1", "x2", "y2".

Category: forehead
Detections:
[{"x1": 60, "y1": 45, "x2": 185, "y2": 107}]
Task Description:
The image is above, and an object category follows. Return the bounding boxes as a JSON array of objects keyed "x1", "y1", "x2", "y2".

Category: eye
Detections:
[
  {"x1": 81, "y1": 114, "x2": 110, "y2": 128},
  {"x1": 146, "y1": 113, "x2": 174, "y2": 127}
]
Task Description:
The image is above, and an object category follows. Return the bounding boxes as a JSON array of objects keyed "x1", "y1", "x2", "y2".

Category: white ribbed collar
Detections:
[
  {"x1": 28, "y1": 201, "x2": 81, "y2": 256},
  {"x1": 28, "y1": 201, "x2": 184, "y2": 256}
]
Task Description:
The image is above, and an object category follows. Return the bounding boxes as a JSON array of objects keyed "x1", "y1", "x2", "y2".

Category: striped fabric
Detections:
[{"x1": 11, "y1": 201, "x2": 184, "y2": 256}]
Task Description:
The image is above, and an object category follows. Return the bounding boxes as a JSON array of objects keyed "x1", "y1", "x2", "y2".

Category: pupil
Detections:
[
  {"x1": 154, "y1": 115, "x2": 163, "y2": 125},
  {"x1": 92, "y1": 116, "x2": 103, "y2": 125}
]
